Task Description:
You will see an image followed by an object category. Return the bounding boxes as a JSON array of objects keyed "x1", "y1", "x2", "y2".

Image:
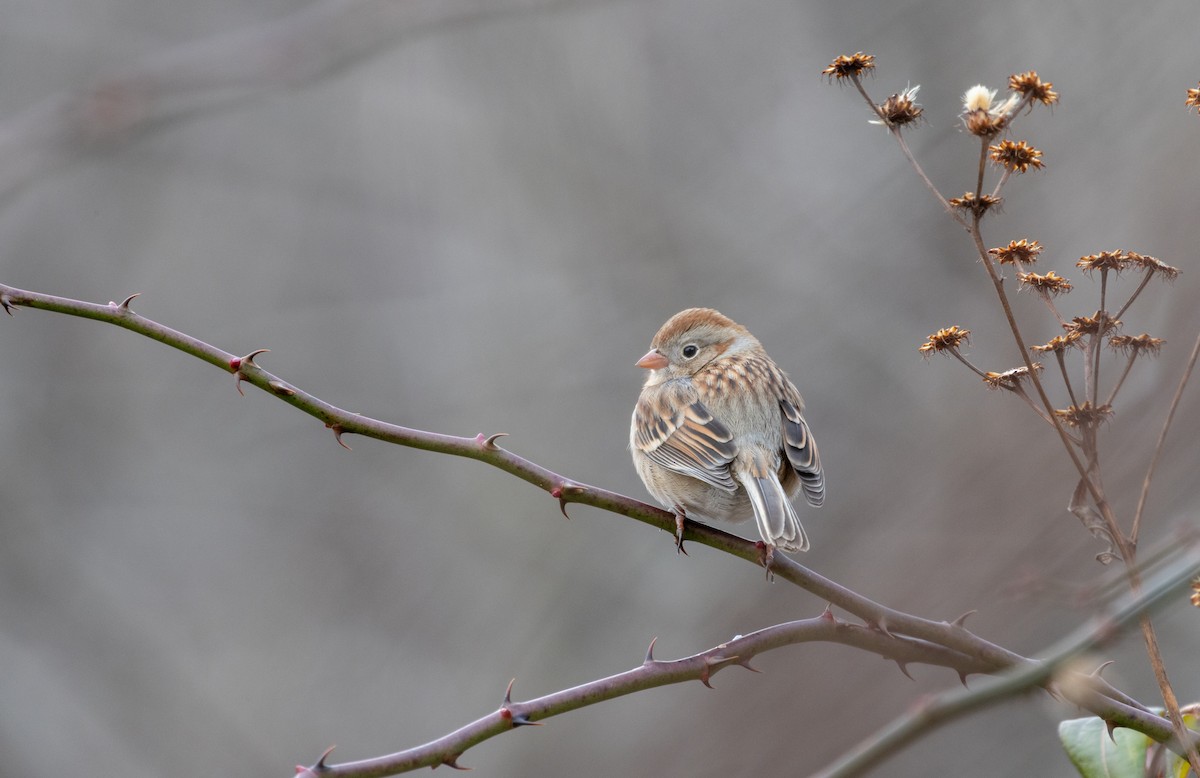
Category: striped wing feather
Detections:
[{"x1": 633, "y1": 383, "x2": 738, "y2": 492}]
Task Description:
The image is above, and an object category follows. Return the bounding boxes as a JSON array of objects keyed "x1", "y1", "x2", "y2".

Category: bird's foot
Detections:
[{"x1": 673, "y1": 508, "x2": 689, "y2": 556}]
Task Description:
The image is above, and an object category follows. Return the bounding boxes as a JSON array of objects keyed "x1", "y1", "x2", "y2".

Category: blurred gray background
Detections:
[{"x1": 0, "y1": 0, "x2": 1197, "y2": 775}]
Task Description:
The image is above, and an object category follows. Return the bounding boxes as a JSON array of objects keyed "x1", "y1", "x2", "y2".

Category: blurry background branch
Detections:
[
  {"x1": 0, "y1": 0, "x2": 582, "y2": 200},
  {"x1": 814, "y1": 548, "x2": 1200, "y2": 778}
]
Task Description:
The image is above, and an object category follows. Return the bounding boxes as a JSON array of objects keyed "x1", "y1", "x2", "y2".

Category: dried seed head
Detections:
[
  {"x1": 1064, "y1": 311, "x2": 1122, "y2": 337},
  {"x1": 989, "y1": 239, "x2": 1043, "y2": 265},
  {"x1": 1008, "y1": 71, "x2": 1059, "y2": 106},
  {"x1": 919, "y1": 325, "x2": 970, "y2": 356},
  {"x1": 1187, "y1": 83, "x2": 1200, "y2": 112},
  {"x1": 1054, "y1": 402, "x2": 1114, "y2": 428},
  {"x1": 963, "y1": 109, "x2": 1006, "y2": 137},
  {"x1": 1191, "y1": 576, "x2": 1200, "y2": 608},
  {"x1": 1125, "y1": 252, "x2": 1180, "y2": 280},
  {"x1": 1032, "y1": 333, "x2": 1084, "y2": 353},
  {"x1": 1108, "y1": 333, "x2": 1165, "y2": 356},
  {"x1": 1017, "y1": 270, "x2": 1072, "y2": 296},
  {"x1": 873, "y1": 85, "x2": 924, "y2": 128},
  {"x1": 963, "y1": 85, "x2": 998, "y2": 112},
  {"x1": 982, "y1": 363, "x2": 1043, "y2": 390},
  {"x1": 823, "y1": 52, "x2": 875, "y2": 82},
  {"x1": 989, "y1": 140, "x2": 1044, "y2": 173},
  {"x1": 948, "y1": 192, "x2": 1002, "y2": 216},
  {"x1": 961, "y1": 85, "x2": 1019, "y2": 137},
  {"x1": 1076, "y1": 250, "x2": 1137, "y2": 275}
]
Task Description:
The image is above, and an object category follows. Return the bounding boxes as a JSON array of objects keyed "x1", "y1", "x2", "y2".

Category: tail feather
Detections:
[{"x1": 739, "y1": 472, "x2": 809, "y2": 553}]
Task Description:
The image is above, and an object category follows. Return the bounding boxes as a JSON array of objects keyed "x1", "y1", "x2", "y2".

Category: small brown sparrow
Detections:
[{"x1": 631, "y1": 308, "x2": 824, "y2": 553}]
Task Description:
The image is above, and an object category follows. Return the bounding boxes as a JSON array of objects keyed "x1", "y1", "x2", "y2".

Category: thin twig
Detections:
[
  {"x1": 974, "y1": 138, "x2": 988, "y2": 196},
  {"x1": 1091, "y1": 269, "x2": 1109, "y2": 403},
  {"x1": 1113, "y1": 270, "x2": 1157, "y2": 322},
  {"x1": 989, "y1": 167, "x2": 1013, "y2": 200},
  {"x1": 1005, "y1": 384, "x2": 1058, "y2": 428},
  {"x1": 946, "y1": 347, "x2": 990, "y2": 380},
  {"x1": 1057, "y1": 351, "x2": 1079, "y2": 407},
  {"x1": 970, "y1": 225, "x2": 1098, "y2": 492},
  {"x1": 1103, "y1": 353, "x2": 1137, "y2": 407},
  {"x1": 848, "y1": 73, "x2": 967, "y2": 229},
  {"x1": 1132, "y1": 329, "x2": 1200, "y2": 543}
]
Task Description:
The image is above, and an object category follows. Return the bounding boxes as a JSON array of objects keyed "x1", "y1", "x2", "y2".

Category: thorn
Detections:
[
  {"x1": 644, "y1": 636, "x2": 658, "y2": 664},
  {"x1": 1090, "y1": 660, "x2": 1115, "y2": 678},
  {"x1": 230, "y1": 348, "x2": 270, "y2": 372},
  {"x1": 820, "y1": 604, "x2": 836, "y2": 623},
  {"x1": 869, "y1": 617, "x2": 894, "y2": 639},
  {"x1": 737, "y1": 657, "x2": 761, "y2": 674},
  {"x1": 950, "y1": 610, "x2": 977, "y2": 629},
  {"x1": 549, "y1": 482, "x2": 584, "y2": 519},
  {"x1": 268, "y1": 380, "x2": 295, "y2": 397},
  {"x1": 230, "y1": 348, "x2": 270, "y2": 395},
  {"x1": 439, "y1": 753, "x2": 471, "y2": 771},
  {"x1": 241, "y1": 348, "x2": 270, "y2": 368},
  {"x1": 698, "y1": 654, "x2": 740, "y2": 688},
  {"x1": 476, "y1": 432, "x2": 508, "y2": 450},
  {"x1": 1, "y1": 293, "x2": 16, "y2": 315},
  {"x1": 549, "y1": 487, "x2": 570, "y2": 519},
  {"x1": 1105, "y1": 719, "x2": 1119, "y2": 741},
  {"x1": 498, "y1": 679, "x2": 542, "y2": 727},
  {"x1": 699, "y1": 659, "x2": 715, "y2": 689},
  {"x1": 674, "y1": 512, "x2": 689, "y2": 556},
  {"x1": 957, "y1": 671, "x2": 970, "y2": 688},
  {"x1": 297, "y1": 745, "x2": 336, "y2": 774},
  {"x1": 894, "y1": 659, "x2": 915, "y2": 681},
  {"x1": 109, "y1": 292, "x2": 140, "y2": 310},
  {"x1": 327, "y1": 423, "x2": 352, "y2": 450},
  {"x1": 499, "y1": 705, "x2": 542, "y2": 728}
]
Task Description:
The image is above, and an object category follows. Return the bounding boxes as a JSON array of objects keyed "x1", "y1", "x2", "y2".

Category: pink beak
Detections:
[{"x1": 636, "y1": 349, "x2": 668, "y2": 370}]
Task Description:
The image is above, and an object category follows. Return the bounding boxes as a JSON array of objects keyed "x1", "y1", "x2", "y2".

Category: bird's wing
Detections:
[
  {"x1": 779, "y1": 394, "x2": 824, "y2": 507},
  {"x1": 632, "y1": 381, "x2": 738, "y2": 492}
]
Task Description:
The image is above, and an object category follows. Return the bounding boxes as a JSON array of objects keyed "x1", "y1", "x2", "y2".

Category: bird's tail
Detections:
[{"x1": 738, "y1": 467, "x2": 809, "y2": 553}]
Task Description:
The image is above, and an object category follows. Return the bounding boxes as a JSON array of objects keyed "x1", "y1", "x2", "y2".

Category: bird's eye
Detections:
[{"x1": 681, "y1": 344, "x2": 699, "y2": 359}]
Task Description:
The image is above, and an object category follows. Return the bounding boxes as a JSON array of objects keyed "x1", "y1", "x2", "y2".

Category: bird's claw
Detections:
[{"x1": 674, "y1": 510, "x2": 689, "y2": 556}]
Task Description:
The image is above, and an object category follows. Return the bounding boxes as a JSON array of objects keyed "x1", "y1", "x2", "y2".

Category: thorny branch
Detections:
[
  {"x1": 295, "y1": 613, "x2": 996, "y2": 776},
  {"x1": 2, "y1": 281, "x2": 1197, "y2": 776}
]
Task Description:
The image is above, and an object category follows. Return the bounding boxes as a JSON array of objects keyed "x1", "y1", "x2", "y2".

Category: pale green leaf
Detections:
[{"x1": 1058, "y1": 717, "x2": 1150, "y2": 778}]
